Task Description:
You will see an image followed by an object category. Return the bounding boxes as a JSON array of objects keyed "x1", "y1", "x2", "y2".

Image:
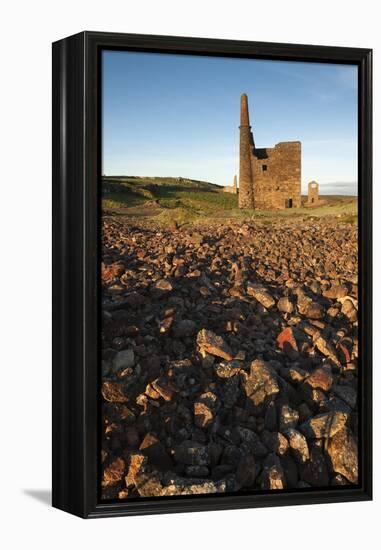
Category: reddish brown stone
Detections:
[
  {"x1": 276, "y1": 327, "x2": 298, "y2": 357},
  {"x1": 101, "y1": 261, "x2": 124, "y2": 284},
  {"x1": 337, "y1": 341, "x2": 352, "y2": 364},
  {"x1": 305, "y1": 367, "x2": 333, "y2": 391}
]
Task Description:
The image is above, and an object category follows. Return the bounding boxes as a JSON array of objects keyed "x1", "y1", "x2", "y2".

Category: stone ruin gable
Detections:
[
  {"x1": 307, "y1": 180, "x2": 319, "y2": 204},
  {"x1": 305, "y1": 180, "x2": 327, "y2": 207},
  {"x1": 251, "y1": 141, "x2": 302, "y2": 210}
]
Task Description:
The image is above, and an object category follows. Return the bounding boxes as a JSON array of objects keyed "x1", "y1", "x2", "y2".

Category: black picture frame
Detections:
[{"x1": 52, "y1": 31, "x2": 372, "y2": 519}]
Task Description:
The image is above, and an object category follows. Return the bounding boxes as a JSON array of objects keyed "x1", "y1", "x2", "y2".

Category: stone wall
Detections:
[{"x1": 251, "y1": 141, "x2": 302, "y2": 209}]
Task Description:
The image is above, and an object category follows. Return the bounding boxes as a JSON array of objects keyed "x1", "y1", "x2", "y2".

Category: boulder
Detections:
[
  {"x1": 244, "y1": 360, "x2": 279, "y2": 407},
  {"x1": 300, "y1": 411, "x2": 349, "y2": 439},
  {"x1": 247, "y1": 282, "x2": 275, "y2": 308},
  {"x1": 327, "y1": 428, "x2": 358, "y2": 483},
  {"x1": 305, "y1": 366, "x2": 334, "y2": 392},
  {"x1": 196, "y1": 329, "x2": 234, "y2": 361}
]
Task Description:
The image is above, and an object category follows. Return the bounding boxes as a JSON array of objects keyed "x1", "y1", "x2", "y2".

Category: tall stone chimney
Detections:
[
  {"x1": 239, "y1": 94, "x2": 254, "y2": 208},
  {"x1": 233, "y1": 174, "x2": 237, "y2": 190}
]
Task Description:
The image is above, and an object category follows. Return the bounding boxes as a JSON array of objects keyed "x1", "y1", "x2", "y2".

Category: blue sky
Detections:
[{"x1": 102, "y1": 50, "x2": 358, "y2": 195}]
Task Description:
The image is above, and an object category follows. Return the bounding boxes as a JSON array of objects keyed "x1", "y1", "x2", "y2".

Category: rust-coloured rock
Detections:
[
  {"x1": 305, "y1": 366, "x2": 333, "y2": 391},
  {"x1": 276, "y1": 327, "x2": 299, "y2": 356}
]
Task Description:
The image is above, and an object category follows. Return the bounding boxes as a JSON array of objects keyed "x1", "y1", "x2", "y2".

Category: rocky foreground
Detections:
[{"x1": 101, "y1": 216, "x2": 359, "y2": 499}]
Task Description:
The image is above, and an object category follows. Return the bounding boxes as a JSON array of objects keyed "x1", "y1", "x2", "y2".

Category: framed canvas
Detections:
[{"x1": 52, "y1": 31, "x2": 372, "y2": 518}]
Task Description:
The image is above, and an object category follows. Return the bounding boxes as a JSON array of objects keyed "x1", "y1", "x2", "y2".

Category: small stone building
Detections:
[
  {"x1": 307, "y1": 181, "x2": 319, "y2": 204},
  {"x1": 239, "y1": 94, "x2": 301, "y2": 209}
]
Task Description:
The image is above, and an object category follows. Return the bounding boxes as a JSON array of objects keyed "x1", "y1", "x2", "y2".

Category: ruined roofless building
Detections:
[
  {"x1": 238, "y1": 94, "x2": 302, "y2": 209},
  {"x1": 307, "y1": 180, "x2": 319, "y2": 204}
]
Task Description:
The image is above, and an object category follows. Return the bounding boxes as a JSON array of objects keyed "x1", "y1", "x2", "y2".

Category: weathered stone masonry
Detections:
[
  {"x1": 238, "y1": 94, "x2": 302, "y2": 209},
  {"x1": 307, "y1": 180, "x2": 319, "y2": 204}
]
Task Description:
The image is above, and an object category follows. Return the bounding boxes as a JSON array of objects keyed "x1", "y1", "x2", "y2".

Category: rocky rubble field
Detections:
[{"x1": 101, "y1": 216, "x2": 359, "y2": 499}]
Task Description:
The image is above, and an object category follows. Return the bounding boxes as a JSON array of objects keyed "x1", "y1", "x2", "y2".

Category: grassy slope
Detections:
[
  {"x1": 102, "y1": 176, "x2": 237, "y2": 212},
  {"x1": 102, "y1": 176, "x2": 357, "y2": 225}
]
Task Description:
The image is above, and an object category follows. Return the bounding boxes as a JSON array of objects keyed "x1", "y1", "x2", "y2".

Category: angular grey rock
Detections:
[
  {"x1": 236, "y1": 454, "x2": 256, "y2": 488},
  {"x1": 184, "y1": 465, "x2": 209, "y2": 477},
  {"x1": 236, "y1": 426, "x2": 268, "y2": 457},
  {"x1": 221, "y1": 376, "x2": 240, "y2": 408},
  {"x1": 332, "y1": 384, "x2": 357, "y2": 409},
  {"x1": 172, "y1": 319, "x2": 197, "y2": 338},
  {"x1": 299, "y1": 444, "x2": 329, "y2": 487},
  {"x1": 173, "y1": 440, "x2": 210, "y2": 466},
  {"x1": 262, "y1": 431, "x2": 289, "y2": 456},
  {"x1": 112, "y1": 348, "x2": 135, "y2": 372}
]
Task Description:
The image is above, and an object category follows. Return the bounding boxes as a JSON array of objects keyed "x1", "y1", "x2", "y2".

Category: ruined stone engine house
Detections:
[{"x1": 239, "y1": 94, "x2": 301, "y2": 210}]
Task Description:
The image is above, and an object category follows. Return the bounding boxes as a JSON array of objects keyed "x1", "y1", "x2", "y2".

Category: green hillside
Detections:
[
  {"x1": 102, "y1": 176, "x2": 357, "y2": 225},
  {"x1": 102, "y1": 176, "x2": 238, "y2": 217}
]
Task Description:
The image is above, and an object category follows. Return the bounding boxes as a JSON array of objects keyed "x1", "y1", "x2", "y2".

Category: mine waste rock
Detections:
[
  {"x1": 196, "y1": 329, "x2": 234, "y2": 360},
  {"x1": 243, "y1": 360, "x2": 279, "y2": 408},
  {"x1": 101, "y1": 217, "x2": 359, "y2": 499}
]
